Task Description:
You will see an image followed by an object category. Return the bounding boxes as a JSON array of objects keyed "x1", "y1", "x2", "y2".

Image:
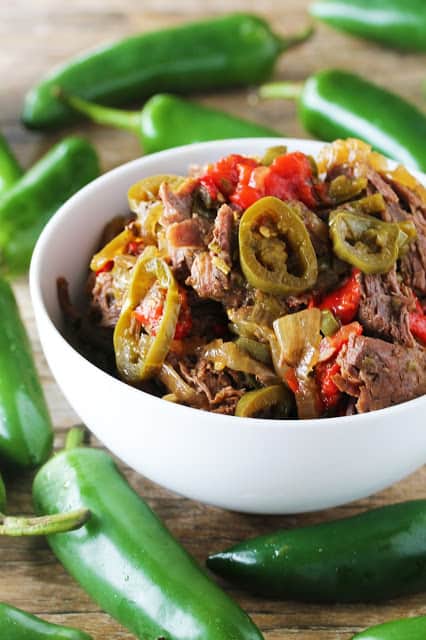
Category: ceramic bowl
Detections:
[{"x1": 30, "y1": 138, "x2": 426, "y2": 514}]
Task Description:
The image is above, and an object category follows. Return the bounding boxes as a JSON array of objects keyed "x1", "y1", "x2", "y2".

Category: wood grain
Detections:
[{"x1": 1, "y1": 1, "x2": 426, "y2": 638}]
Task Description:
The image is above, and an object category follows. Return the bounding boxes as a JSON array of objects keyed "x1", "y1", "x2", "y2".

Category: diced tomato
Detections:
[
  {"x1": 268, "y1": 151, "x2": 317, "y2": 208},
  {"x1": 284, "y1": 368, "x2": 299, "y2": 394},
  {"x1": 315, "y1": 359, "x2": 342, "y2": 410},
  {"x1": 409, "y1": 296, "x2": 426, "y2": 345},
  {"x1": 318, "y1": 269, "x2": 361, "y2": 325},
  {"x1": 96, "y1": 260, "x2": 114, "y2": 276},
  {"x1": 134, "y1": 284, "x2": 192, "y2": 340}
]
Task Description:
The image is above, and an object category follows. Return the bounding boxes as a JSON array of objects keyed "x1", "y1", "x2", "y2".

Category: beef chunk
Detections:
[
  {"x1": 159, "y1": 180, "x2": 195, "y2": 226},
  {"x1": 187, "y1": 252, "x2": 246, "y2": 308},
  {"x1": 90, "y1": 271, "x2": 121, "y2": 328},
  {"x1": 358, "y1": 270, "x2": 416, "y2": 346},
  {"x1": 212, "y1": 203, "x2": 234, "y2": 266},
  {"x1": 335, "y1": 334, "x2": 426, "y2": 412},
  {"x1": 367, "y1": 169, "x2": 426, "y2": 295}
]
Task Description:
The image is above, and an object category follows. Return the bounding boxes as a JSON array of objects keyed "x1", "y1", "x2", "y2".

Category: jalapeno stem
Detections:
[
  {"x1": 259, "y1": 81, "x2": 304, "y2": 100},
  {"x1": 276, "y1": 25, "x2": 314, "y2": 53},
  {"x1": 54, "y1": 87, "x2": 140, "y2": 135},
  {"x1": 0, "y1": 507, "x2": 90, "y2": 536},
  {"x1": 65, "y1": 426, "x2": 86, "y2": 451}
]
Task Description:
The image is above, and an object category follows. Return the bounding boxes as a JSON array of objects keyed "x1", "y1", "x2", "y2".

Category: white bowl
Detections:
[{"x1": 30, "y1": 138, "x2": 426, "y2": 514}]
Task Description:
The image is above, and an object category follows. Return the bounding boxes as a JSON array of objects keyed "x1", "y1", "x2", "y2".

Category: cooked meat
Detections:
[
  {"x1": 90, "y1": 271, "x2": 121, "y2": 328},
  {"x1": 212, "y1": 203, "x2": 234, "y2": 266},
  {"x1": 159, "y1": 180, "x2": 194, "y2": 226},
  {"x1": 187, "y1": 251, "x2": 246, "y2": 308},
  {"x1": 295, "y1": 201, "x2": 329, "y2": 257},
  {"x1": 367, "y1": 169, "x2": 426, "y2": 295},
  {"x1": 358, "y1": 270, "x2": 416, "y2": 346},
  {"x1": 335, "y1": 334, "x2": 426, "y2": 412},
  {"x1": 166, "y1": 218, "x2": 206, "y2": 272},
  {"x1": 179, "y1": 357, "x2": 245, "y2": 414}
]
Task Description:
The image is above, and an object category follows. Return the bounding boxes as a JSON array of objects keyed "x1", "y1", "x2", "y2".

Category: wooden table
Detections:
[{"x1": 1, "y1": 1, "x2": 426, "y2": 637}]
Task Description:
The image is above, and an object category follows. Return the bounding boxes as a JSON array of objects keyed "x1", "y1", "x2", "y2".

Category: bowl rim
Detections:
[{"x1": 30, "y1": 137, "x2": 426, "y2": 432}]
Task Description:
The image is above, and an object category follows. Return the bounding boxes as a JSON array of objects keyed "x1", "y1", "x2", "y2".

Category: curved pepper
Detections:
[
  {"x1": 310, "y1": 0, "x2": 426, "y2": 52},
  {"x1": 128, "y1": 174, "x2": 185, "y2": 210},
  {"x1": 114, "y1": 248, "x2": 180, "y2": 383},
  {"x1": 352, "y1": 615, "x2": 426, "y2": 640},
  {"x1": 0, "y1": 278, "x2": 52, "y2": 468},
  {"x1": 207, "y1": 500, "x2": 426, "y2": 602},
  {"x1": 329, "y1": 210, "x2": 416, "y2": 274},
  {"x1": 0, "y1": 137, "x2": 99, "y2": 274},
  {"x1": 239, "y1": 196, "x2": 318, "y2": 296},
  {"x1": 32, "y1": 428, "x2": 264, "y2": 640},
  {"x1": 22, "y1": 13, "x2": 311, "y2": 129},
  {"x1": 56, "y1": 92, "x2": 281, "y2": 155},
  {"x1": 235, "y1": 384, "x2": 293, "y2": 418},
  {"x1": 0, "y1": 133, "x2": 22, "y2": 197},
  {"x1": 259, "y1": 70, "x2": 426, "y2": 172},
  {"x1": 0, "y1": 602, "x2": 93, "y2": 640}
]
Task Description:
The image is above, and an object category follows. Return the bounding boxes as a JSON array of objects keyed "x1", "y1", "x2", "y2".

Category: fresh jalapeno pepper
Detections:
[
  {"x1": 207, "y1": 500, "x2": 426, "y2": 603},
  {"x1": 0, "y1": 466, "x2": 89, "y2": 537},
  {"x1": 57, "y1": 92, "x2": 281, "y2": 154},
  {"x1": 352, "y1": 616, "x2": 426, "y2": 640},
  {"x1": 329, "y1": 210, "x2": 416, "y2": 274},
  {"x1": 235, "y1": 384, "x2": 293, "y2": 418},
  {"x1": 0, "y1": 137, "x2": 99, "y2": 275},
  {"x1": 114, "y1": 248, "x2": 180, "y2": 383},
  {"x1": 0, "y1": 602, "x2": 92, "y2": 640},
  {"x1": 23, "y1": 13, "x2": 312, "y2": 129},
  {"x1": 239, "y1": 196, "x2": 318, "y2": 296},
  {"x1": 32, "y1": 427, "x2": 264, "y2": 640},
  {"x1": 0, "y1": 278, "x2": 52, "y2": 468},
  {"x1": 259, "y1": 70, "x2": 426, "y2": 171},
  {"x1": 310, "y1": 0, "x2": 426, "y2": 52},
  {"x1": 0, "y1": 133, "x2": 22, "y2": 197}
]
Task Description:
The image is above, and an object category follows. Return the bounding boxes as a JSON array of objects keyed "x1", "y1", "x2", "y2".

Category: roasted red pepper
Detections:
[
  {"x1": 95, "y1": 259, "x2": 114, "y2": 276},
  {"x1": 316, "y1": 359, "x2": 341, "y2": 410},
  {"x1": 318, "y1": 269, "x2": 361, "y2": 324},
  {"x1": 409, "y1": 297, "x2": 426, "y2": 345},
  {"x1": 316, "y1": 321, "x2": 363, "y2": 410},
  {"x1": 134, "y1": 284, "x2": 192, "y2": 340}
]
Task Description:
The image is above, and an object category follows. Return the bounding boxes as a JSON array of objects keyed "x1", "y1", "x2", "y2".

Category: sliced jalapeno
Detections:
[
  {"x1": 128, "y1": 174, "x2": 185, "y2": 211},
  {"x1": 90, "y1": 228, "x2": 137, "y2": 272},
  {"x1": 235, "y1": 337, "x2": 272, "y2": 365},
  {"x1": 113, "y1": 247, "x2": 180, "y2": 383},
  {"x1": 330, "y1": 210, "x2": 416, "y2": 274},
  {"x1": 235, "y1": 384, "x2": 293, "y2": 418},
  {"x1": 239, "y1": 196, "x2": 318, "y2": 296}
]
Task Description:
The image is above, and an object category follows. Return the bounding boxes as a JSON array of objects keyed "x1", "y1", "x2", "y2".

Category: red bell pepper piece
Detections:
[
  {"x1": 318, "y1": 269, "x2": 361, "y2": 325},
  {"x1": 95, "y1": 260, "x2": 114, "y2": 276},
  {"x1": 134, "y1": 285, "x2": 192, "y2": 340},
  {"x1": 409, "y1": 297, "x2": 426, "y2": 345}
]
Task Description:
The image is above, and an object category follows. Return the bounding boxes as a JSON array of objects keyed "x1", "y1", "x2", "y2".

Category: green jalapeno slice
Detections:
[
  {"x1": 235, "y1": 384, "x2": 293, "y2": 418},
  {"x1": 330, "y1": 210, "x2": 416, "y2": 274},
  {"x1": 239, "y1": 196, "x2": 318, "y2": 296},
  {"x1": 128, "y1": 174, "x2": 185, "y2": 211},
  {"x1": 113, "y1": 247, "x2": 180, "y2": 383}
]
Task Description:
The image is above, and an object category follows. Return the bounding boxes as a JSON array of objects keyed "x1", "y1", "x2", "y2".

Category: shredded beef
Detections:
[
  {"x1": 212, "y1": 204, "x2": 234, "y2": 266},
  {"x1": 179, "y1": 358, "x2": 245, "y2": 415},
  {"x1": 335, "y1": 334, "x2": 426, "y2": 412},
  {"x1": 187, "y1": 252, "x2": 246, "y2": 308},
  {"x1": 358, "y1": 270, "x2": 416, "y2": 346},
  {"x1": 166, "y1": 218, "x2": 206, "y2": 272},
  {"x1": 367, "y1": 169, "x2": 426, "y2": 295},
  {"x1": 90, "y1": 271, "x2": 121, "y2": 328},
  {"x1": 159, "y1": 180, "x2": 195, "y2": 226}
]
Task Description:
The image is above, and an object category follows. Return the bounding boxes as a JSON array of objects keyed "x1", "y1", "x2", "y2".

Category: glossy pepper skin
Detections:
[
  {"x1": 23, "y1": 13, "x2": 311, "y2": 129},
  {"x1": 0, "y1": 278, "x2": 52, "y2": 468},
  {"x1": 59, "y1": 92, "x2": 280, "y2": 154},
  {"x1": 207, "y1": 500, "x2": 426, "y2": 603},
  {"x1": 310, "y1": 0, "x2": 426, "y2": 52},
  {"x1": 0, "y1": 602, "x2": 92, "y2": 640},
  {"x1": 0, "y1": 473, "x2": 6, "y2": 511},
  {"x1": 33, "y1": 431, "x2": 264, "y2": 640},
  {"x1": 0, "y1": 133, "x2": 22, "y2": 197},
  {"x1": 0, "y1": 136, "x2": 99, "y2": 274},
  {"x1": 352, "y1": 616, "x2": 426, "y2": 640},
  {"x1": 260, "y1": 70, "x2": 426, "y2": 172}
]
